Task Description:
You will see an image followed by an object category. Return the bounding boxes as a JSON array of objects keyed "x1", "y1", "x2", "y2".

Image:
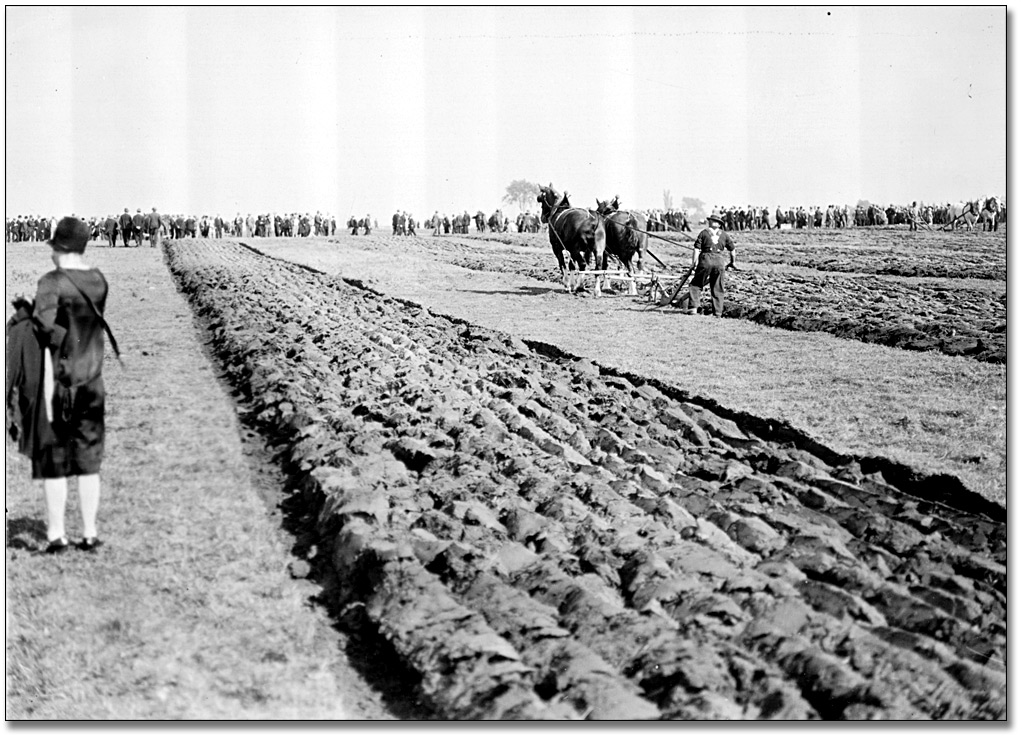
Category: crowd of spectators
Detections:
[
  {"x1": 9, "y1": 198, "x2": 1004, "y2": 244},
  {"x1": 700, "y1": 201, "x2": 1005, "y2": 231},
  {"x1": 6, "y1": 211, "x2": 342, "y2": 244}
]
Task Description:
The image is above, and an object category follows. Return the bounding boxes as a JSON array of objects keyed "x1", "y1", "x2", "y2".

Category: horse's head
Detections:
[
  {"x1": 537, "y1": 183, "x2": 566, "y2": 223},
  {"x1": 599, "y1": 196, "x2": 622, "y2": 216}
]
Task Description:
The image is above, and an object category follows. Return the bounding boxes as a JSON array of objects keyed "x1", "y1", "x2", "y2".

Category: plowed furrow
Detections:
[{"x1": 166, "y1": 240, "x2": 1005, "y2": 720}]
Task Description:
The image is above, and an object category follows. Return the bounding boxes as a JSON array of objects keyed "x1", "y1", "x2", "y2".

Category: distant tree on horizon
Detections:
[
  {"x1": 503, "y1": 179, "x2": 540, "y2": 214},
  {"x1": 663, "y1": 189, "x2": 673, "y2": 210}
]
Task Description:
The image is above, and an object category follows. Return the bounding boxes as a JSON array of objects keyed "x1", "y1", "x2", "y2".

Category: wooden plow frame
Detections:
[
  {"x1": 565, "y1": 266, "x2": 696, "y2": 306},
  {"x1": 563, "y1": 268, "x2": 649, "y2": 297}
]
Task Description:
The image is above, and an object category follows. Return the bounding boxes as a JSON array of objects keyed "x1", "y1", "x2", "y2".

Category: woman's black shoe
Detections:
[
  {"x1": 77, "y1": 537, "x2": 103, "y2": 552},
  {"x1": 43, "y1": 538, "x2": 69, "y2": 554}
]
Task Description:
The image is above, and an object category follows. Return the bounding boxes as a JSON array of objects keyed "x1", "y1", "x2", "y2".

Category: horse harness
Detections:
[{"x1": 545, "y1": 194, "x2": 594, "y2": 258}]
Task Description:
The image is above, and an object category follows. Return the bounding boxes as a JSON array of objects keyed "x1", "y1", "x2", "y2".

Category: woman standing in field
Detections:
[{"x1": 32, "y1": 216, "x2": 112, "y2": 553}]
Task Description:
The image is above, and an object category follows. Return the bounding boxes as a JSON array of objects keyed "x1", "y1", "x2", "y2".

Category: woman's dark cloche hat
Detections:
[{"x1": 48, "y1": 217, "x2": 91, "y2": 253}]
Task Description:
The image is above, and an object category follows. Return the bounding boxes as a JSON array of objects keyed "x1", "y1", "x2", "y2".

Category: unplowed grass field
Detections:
[
  {"x1": 5, "y1": 245, "x2": 403, "y2": 719},
  {"x1": 6, "y1": 225, "x2": 1006, "y2": 720}
]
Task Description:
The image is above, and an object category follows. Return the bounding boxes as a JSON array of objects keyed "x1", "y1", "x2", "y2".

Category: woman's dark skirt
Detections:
[{"x1": 32, "y1": 376, "x2": 105, "y2": 479}]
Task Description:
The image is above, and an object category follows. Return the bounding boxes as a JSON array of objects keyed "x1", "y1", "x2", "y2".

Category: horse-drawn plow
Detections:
[
  {"x1": 558, "y1": 268, "x2": 651, "y2": 298},
  {"x1": 556, "y1": 266, "x2": 698, "y2": 307},
  {"x1": 566, "y1": 268, "x2": 643, "y2": 297}
]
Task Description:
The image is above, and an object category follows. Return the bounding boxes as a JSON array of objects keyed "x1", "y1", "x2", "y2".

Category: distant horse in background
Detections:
[
  {"x1": 595, "y1": 196, "x2": 649, "y2": 276},
  {"x1": 946, "y1": 200, "x2": 981, "y2": 231},
  {"x1": 979, "y1": 197, "x2": 1002, "y2": 232},
  {"x1": 537, "y1": 183, "x2": 605, "y2": 292}
]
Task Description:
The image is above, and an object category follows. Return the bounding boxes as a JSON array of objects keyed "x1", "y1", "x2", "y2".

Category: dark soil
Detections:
[{"x1": 166, "y1": 239, "x2": 1006, "y2": 721}]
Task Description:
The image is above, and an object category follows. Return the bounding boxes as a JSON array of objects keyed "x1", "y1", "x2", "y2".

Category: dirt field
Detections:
[
  {"x1": 321, "y1": 228, "x2": 1007, "y2": 364},
  {"x1": 165, "y1": 235, "x2": 1003, "y2": 719},
  {"x1": 256, "y1": 231, "x2": 1007, "y2": 505},
  {"x1": 6, "y1": 227, "x2": 1006, "y2": 720}
]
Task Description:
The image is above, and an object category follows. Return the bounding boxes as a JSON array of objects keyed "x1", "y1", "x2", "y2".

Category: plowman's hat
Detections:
[
  {"x1": 48, "y1": 217, "x2": 91, "y2": 253},
  {"x1": 706, "y1": 214, "x2": 725, "y2": 227}
]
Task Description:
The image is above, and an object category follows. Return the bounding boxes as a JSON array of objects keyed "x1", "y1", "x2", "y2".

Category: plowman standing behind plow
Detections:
[{"x1": 684, "y1": 214, "x2": 736, "y2": 317}]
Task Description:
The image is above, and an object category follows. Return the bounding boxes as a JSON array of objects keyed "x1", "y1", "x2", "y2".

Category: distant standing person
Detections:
[
  {"x1": 25, "y1": 217, "x2": 113, "y2": 552},
  {"x1": 118, "y1": 208, "x2": 133, "y2": 247},
  {"x1": 145, "y1": 207, "x2": 162, "y2": 247},
  {"x1": 685, "y1": 214, "x2": 736, "y2": 318},
  {"x1": 131, "y1": 209, "x2": 145, "y2": 246},
  {"x1": 103, "y1": 215, "x2": 118, "y2": 248},
  {"x1": 908, "y1": 201, "x2": 920, "y2": 232}
]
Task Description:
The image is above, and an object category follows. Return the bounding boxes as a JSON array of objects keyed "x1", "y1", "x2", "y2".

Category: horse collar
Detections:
[
  {"x1": 551, "y1": 202, "x2": 573, "y2": 229},
  {"x1": 546, "y1": 193, "x2": 566, "y2": 215}
]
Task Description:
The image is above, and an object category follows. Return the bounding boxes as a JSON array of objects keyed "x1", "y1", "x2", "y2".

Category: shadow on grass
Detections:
[
  {"x1": 460, "y1": 285, "x2": 558, "y2": 297},
  {"x1": 275, "y1": 484, "x2": 438, "y2": 721},
  {"x1": 6, "y1": 516, "x2": 45, "y2": 550},
  {"x1": 186, "y1": 296, "x2": 439, "y2": 720},
  {"x1": 235, "y1": 421, "x2": 437, "y2": 721}
]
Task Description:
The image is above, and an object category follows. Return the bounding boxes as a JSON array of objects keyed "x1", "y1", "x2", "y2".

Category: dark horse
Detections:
[
  {"x1": 537, "y1": 183, "x2": 605, "y2": 292},
  {"x1": 595, "y1": 196, "x2": 649, "y2": 275}
]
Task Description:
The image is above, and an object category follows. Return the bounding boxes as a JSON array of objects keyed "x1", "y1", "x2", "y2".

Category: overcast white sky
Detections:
[{"x1": 5, "y1": 6, "x2": 1007, "y2": 219}]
